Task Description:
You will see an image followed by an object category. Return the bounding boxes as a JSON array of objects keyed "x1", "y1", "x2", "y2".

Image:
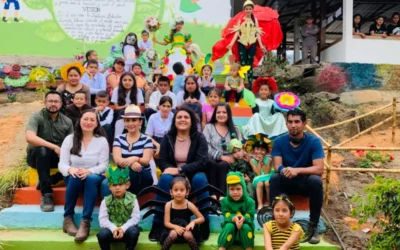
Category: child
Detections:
[
  {"x1": 224, "y1": 63, "x2": 244, "y2": 107},
  {"x1": 123, "y1": 33, "x2": 140, "y2": 72},
  {"x1": 228, "y1": 139, "x2": 255, "y2": 198},
  {"x1": 201, "y1": 88, "x2": 221, "y2": 131},
  {"x1": 132, "y1": 63, "x2": 150, "y2": 93},
  {"x1": 95, "y1": 90, "x2": 114, "y2": 143},
  {"x1": 161, "y1": 176, "x2": 204, "y2": 250},
  {"x1": 81, "y1": 59, "x2": 107, "y2": 105},
  {"x1": 138, "y1": 30, "x2": 153, "y2": 53},
  {"x1": 83, "y1": 50, "x2": 105, "y2": 72},
  {"x1": 264, "y1": 195, "x2": 304, "y2": 250},
  {"x1": 97, "y1": 167, "x2": 141, "y2": 250},
  {"x1": 242, "y1": 77, "x2": 287, "y2": 139},
  {"x1": 247, "y1": 141, "x2": 273, "y2": 212},
  {"x1": 198, "y1": 65, "x2": 216, "y2": 95},
  {"x1": 145, "y1": 76, "x2": 177, "y2": 121},
  {"x1": 172, "y1": 62, "x2": 185, "y2": 95},
  {"x1": 145, "y1": 68, "x2": 163, "y2": 104},
  {"x1": 218, "y1": 172, "x2": 255, "y2": 250},
  {"x1": 65, "y1": 90, "x2": 92, "y2": 126}
]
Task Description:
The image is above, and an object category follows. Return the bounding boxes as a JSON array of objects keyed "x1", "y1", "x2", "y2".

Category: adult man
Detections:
[
  {"x1": 269, "y1": 109, "x2": 324, "y2": 244},
  {"x1": 301, "y1": 16, "x2": 319, "y2": 64},
  {"x1": 25, "y1": 91, "x2": 73, "y2": 212}
]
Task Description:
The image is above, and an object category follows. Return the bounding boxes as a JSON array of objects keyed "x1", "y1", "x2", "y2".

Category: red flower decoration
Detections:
[
  {"x1": 164, "y1": 57, "x2": 170, "y2": 65},
  {"x1": 12, "y1": 64, "x2": 21, "y2": 71},
  {"x1": 387, "y1": 154, "x2": 394, "y2": 161},
  {"x1": 167, "y1": 74, "x2": 174, "y2": 80},
  {"x1": 165, "y1": 49, "x2": 169, "y2": 53},
  {"x1": 355, "y1": 150, "x2": 365, "y2": 157},
  {"x1": 3, "y1": 66, "x2": 11, "y2": 74},
  {"x1": 252, "y1": 77, "x2": 278, "y2": 94},
  {"x1": 9, "y1": 71, "x2": 21, "y2": 79},
  {"x1": 187, "y1": 51, "x2": 192, "y2": 55},
  {"x1": 185, "y1": 57, "x2": 191, "y2": 64},
  {"x1": 370, "y1": 145, "x2": 376, "y2": 148}
]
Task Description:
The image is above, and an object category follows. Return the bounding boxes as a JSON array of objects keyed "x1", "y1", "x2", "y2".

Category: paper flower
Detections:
[
  {"x1": 164, "y1": 57, "x2": 170, "y2": 65},
  {"x1": 60, "y1": 62, "x2": 85, "y2": 81},
  {"x1": 252, "y1": 77, "x2": 278, "y2": 94},
  {"x1": 170, "y1": 16, "x2": 184, "y2": 29},
  {"x1": 187, "y1": 67, "x2": 195, "y2": 75},
  {"x1": 273, "y1": 92, "x2": 300, "y2": 112},
  {"x1": 185, "y1": 57, "x2": 191, "y2": 64},
  {"x1": 144, "y1": 16, "x2": 161, "y2": 33},
  {"x1": 180, "y1": 49, "x2": 187, "y2": 56},
  {"x1": 244, "y1": 133, "x2": 272, "y2": 153},
  {"x1": 3, "y1": 66, "x2": 11, "y2": 74},
  {"x1": 167, "y1": 74, "x2": 174, "y2": 80},
  {"x1": 221, "y1": 65, "x2": 251, "y2": 79}
]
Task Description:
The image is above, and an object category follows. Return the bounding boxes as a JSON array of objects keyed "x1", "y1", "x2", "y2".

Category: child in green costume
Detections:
[
  {"x1": 97, "y1": 167, "x2": 140, "y2": 250},
  {"x1": 218, "y1": 172, "x2": 256, "y2": 250}
]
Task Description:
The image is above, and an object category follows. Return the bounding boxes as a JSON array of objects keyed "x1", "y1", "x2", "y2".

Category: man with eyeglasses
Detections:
[{"x1": 25, "y1": 90, "x2": 74, "y2": 212}]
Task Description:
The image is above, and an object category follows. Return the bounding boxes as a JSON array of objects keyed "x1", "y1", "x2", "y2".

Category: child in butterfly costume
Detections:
[{"x1": 212, "y1": 0, "x2": 282, "y2": 89}]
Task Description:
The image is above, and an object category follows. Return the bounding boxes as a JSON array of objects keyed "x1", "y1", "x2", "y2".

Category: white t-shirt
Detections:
[
  {"x1": 124, "y1": 45, "x2": 136, "y2": 64},
  {"x1": 111, "y1": 87, "x2": 144, "y2": 105},
  {"x1": 176, "y1": 91, "x2": 207, "y2": 106},
  {"x1": 138, "y1": 40, "x2": 153, "y2": 51}
]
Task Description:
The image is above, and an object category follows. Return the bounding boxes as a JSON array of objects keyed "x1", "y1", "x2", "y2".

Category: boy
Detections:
[
  {"x1": 218, "y1": 172, "x2": 255, "y2": 250},
  {"x1": 97, "y1": 166, "x2": 140, "y2": 250},
  {"x1": 228, "y1": 139, "x2": 255, "y2": 198},
  {"x1": 81, "y1": 59, "x2": 107, "y2": 105},
  {"x1": 144, "y1": 76, "x2": 177, "y2": 121},
  {"x1": 172, "y1": 62, "x2": 185, "y2": 95},
  {"x1": 138, "y1": 30, "x2": 153, "y2": 53},
  {"x1": 65, "y1": 90, "x2": 92, "y2": 126},
  {"x1": 95, "y1": 90, "x2": 114, "y2": 142}
]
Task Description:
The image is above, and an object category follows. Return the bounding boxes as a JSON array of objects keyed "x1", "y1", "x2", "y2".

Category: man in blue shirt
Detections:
[{"x1": 270, "y1": 109, "x2": 324, "y2": 244}]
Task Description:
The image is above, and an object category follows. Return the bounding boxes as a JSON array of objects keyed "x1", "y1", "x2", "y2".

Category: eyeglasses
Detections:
[{"x1": 46, "y1": 100, "x2": 61, "y2": 104}]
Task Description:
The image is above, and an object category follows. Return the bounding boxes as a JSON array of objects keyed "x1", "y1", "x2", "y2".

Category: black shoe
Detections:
[
  {"x1": 308, "y1": 223, "x2": 320, "y2": 244},
  {"x1": 2, "y1": 17, "x2": 7, "y2": 23},
  {"x1": 148, "y1": 221, "x2": 163, "y2": 242},
  {"x1": 40, "y1": 193, "x2": 54, "y2": 212},
  {"x1": 14, "y1": 18, "x2": 19, "y2": 22},
  {"x1": 199, "y1": 220, "x2": 210, "y2": 241}
]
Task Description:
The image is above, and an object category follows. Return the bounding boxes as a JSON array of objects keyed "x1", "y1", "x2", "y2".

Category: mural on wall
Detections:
[{"x1": 0, "y1": 0, "x2": 232, "y2": 58}]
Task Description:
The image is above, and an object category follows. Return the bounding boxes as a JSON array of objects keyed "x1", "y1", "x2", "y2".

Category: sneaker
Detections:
[
  {"x1": 308, "y1": 225, "x2": 320, "y2": 244},
  {"x1": 2, "y1": 17, "x2": 7, "y2": 23},
  {"x1": 40, "y1": 193, "x2": 54, "y2": 212},
  {"x1": 148, "y1": 221, "x2": 163, "y2": 242}
]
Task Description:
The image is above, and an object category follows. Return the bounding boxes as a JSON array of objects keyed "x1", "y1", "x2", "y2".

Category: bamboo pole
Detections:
[
  {"x1": 392, "y1": 98, "x2": 396, "y2": 144},
  {"x1": 331, "y1": 146, "x2": 400, "y2": 151},
  {"x1": 324, "y1": 137, "x2": 333, "y2": 206},
  {"x1": 306, "y1": 125, "x2": 331, "y2": 147},
  {"x1": 313, "y1": 103, "x2": 393, "y2": 131},
  {"x1": 330, "y1": 167, "x2": 400, "y2": 173},
  {"x1": 335, "y1": 116, "x2": 393, "y2": 147}
]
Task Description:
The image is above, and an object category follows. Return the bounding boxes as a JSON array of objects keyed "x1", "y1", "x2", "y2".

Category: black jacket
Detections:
[
  {"x1": 158, "y1": 132, "x2": 208, "y2": 179},
  {"x1": 65, "y1": 104, "x2": 92, "y2": 127}
]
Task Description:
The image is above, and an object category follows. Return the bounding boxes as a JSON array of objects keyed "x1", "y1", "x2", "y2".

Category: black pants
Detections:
[
  {"x1": 269, "y1": 174, "x2": 323, "y2": 224},
  {"x1": 206, "y1": 159, "x2": 229, "y2": 196},
  {"x1": 224, "y1": 89, "x2": 241, "y2": 103},
  {"x1": 102, "y1": 124, "x2": 113, "y2": 146},
  {"x1": 97, "y1": 226, "x2": 140, "y2": 250},
  {"x1": 26, "y1": 146, "x2": 60, "y2": 195}
]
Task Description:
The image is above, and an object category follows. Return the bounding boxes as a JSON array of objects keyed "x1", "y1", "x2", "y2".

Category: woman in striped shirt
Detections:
[
  {"x1": 263, "y1": 195, "x2": 304, "y2": 250},
  {"x1": 101, "y1": 104, "x2": 154, "y2": 197}
]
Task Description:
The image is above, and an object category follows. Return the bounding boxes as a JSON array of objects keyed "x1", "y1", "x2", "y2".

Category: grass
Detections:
[{"x1": 0, "y1": 159, "x2": 29, "y2": 196}]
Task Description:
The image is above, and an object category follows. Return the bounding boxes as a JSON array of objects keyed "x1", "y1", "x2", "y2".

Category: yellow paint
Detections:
[
  {"x1": 29, "y1": 167, "x2": 62, "y2": 186},
  {"x1": 247, "y1": 232, "x2": 253, "y2": 239},
  {"x1": 227, "y1": 234, "x2": 232, "y2": 242},
  {"x1": 225, "y1": 212, "x2": 231, "y2": 218}
]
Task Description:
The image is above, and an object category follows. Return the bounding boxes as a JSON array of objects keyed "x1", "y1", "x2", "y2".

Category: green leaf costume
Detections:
[
  {"x1": 218, "y1": 172, "x2": 256, "y2": 249},
  {"x1": 179, "y1": 0, "x2": 201, "y2": 13}
]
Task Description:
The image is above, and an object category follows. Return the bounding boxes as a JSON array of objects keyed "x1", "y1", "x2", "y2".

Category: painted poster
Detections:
[{"x1": 0, "y1": 0, "x2": 232, "y2": 58}]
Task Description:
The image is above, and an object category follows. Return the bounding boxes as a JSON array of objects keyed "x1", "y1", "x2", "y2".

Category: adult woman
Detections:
[
  {"x1": 149, "y1": 106, "x2": 209, "y2": 242},
  {"x1": 212, "y1": 0, "x2": 282, "y2": 89},
  {"x1": 106, "y1": 58, "x2": 125, "y2": 97},
  {"x1": 387, "y1": 12, "x2": 400, "y2": 36},
  {"x1": 58, "y1": 109, "x2": 109, "y2": 242},
  {"x1": 353, "y1": 14, "x2": 366, "y2": 38},
  {"x1": 101, "y1": 104, "x2": 154, "y2": 196},
  {"x1": 369, "y1": 16, "x2": 387, "y2": 38},
  {"x1": 57, "y1": 62, "x2": 91, "y2": 111},
  {"x1": 203, "y1": 103, "x2": 242, "y2": 200}
]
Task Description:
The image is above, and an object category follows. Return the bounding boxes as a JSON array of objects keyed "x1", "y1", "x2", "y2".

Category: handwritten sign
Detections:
[{"x1": 54, "y1": 0, "x2": 135, "y2": 42}]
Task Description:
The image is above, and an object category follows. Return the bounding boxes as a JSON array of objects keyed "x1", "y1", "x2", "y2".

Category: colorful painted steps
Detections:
[{"x1": 0, "y1": 230, "x2": 340, "y2": 250}]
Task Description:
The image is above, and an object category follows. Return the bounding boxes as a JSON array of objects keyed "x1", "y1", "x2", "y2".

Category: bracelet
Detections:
[
  {"x1": 278, "y1": 165, "x2": 284, "y2": 173},
  {"x1": 137, "y1": 157, "x2": 141, "y2": 164}
]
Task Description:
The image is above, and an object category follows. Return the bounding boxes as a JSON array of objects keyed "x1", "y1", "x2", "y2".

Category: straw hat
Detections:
[{"x1": 121, "y1": 105, "x2": 143, "y2": 118}]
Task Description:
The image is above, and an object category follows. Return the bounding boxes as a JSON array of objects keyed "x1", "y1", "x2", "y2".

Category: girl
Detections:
[
  {"x1": 264, "y1": 195, "x2": 304, "y2": 250},
  {"x1": 123, "y1": 33, "x2": 140, "y2": 72},
  {"x1": 224, "y1": 63, "x2": 244, "y2": 108},
  {"x1": 83, "y1": 50, "x2": 105, "y2": 72},
  {"x1": 145, "y1": 68, "x2": 163, "y2": 104},
  {"x1": 369, "y1": 16, "x2": 387, "y2": 38},
  {"x1": 132, "y1": 63, "x2": 150, "y2": 97},
  {"x1": 161, "y1": 176, "x2": 205, "y2": 250},
  {"x1": 246, "y1": 141, "x2": 273, "y2": 211},
  {"x1": 153, "y1": 16, "x2": 193, "y2": 76},
  {"x1": 242, "y1": 77, "x2": 287, "y2": 139},
  {"x1": 201, "y1": 88, "x2": 221, "y2": 131},
  {"x1": 198, "y1": 65, "x2": 216, "y2": 95},
  {"x1": 106, "y1": 58, "x2": 125, "y2": 97},
  {"x1": 387, "y1": 12, "x2": 400, "y2": 36},
  {"x1": 352, "y1": 14, "x2": 366, "y2": 38},
  {"x1": 57, "y1": 63, "x2": 91, "y2": 111}
]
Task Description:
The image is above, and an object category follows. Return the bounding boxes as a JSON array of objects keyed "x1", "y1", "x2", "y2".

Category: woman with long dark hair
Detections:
[
  {"x1": 59, "y1": 109, "x2": 109, "y2": 242},
  {"x1": 106, "y1": 58, "x2": 125, "y2": 97},
  {"x1": 387, "y1": 12, "x2": 400, "y2": 36},
  {"x1": 352, "y1": 14, "x2": 366, "y2": 38},
  {"x1": 203, "y1": 103, "x2": 242, "y2": 201},
  {"x1": 149, "y1": 105, "x2": 210, "y2": 242}
]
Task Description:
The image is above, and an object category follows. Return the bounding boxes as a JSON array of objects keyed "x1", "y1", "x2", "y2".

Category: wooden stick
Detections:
[
  {"x1": 335, "y1": 116, "x2": 393, "y2": 147},
  {"x1": 306, "y1": 125, "x2": 331, "y2": 147},
  {"x1": 324, "y1": 137, "x2": 333, "y2": 206},
  {"x1": 314, "y1": 103, "x2": 393, "y2": 131},
  {"x1": 330, "y1": 167, "x2": 400, "y2": 173},
  {"x1": 331, "y1": 147, "x2": 400, "y2": 151},
  {"x1": 392, "y1": 98, "x2": 397, "y2": 144}
]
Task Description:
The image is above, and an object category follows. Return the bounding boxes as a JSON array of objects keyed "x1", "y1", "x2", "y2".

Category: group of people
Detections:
[
  {"x1": 24, "y1": 0, "x2": 326, "y2": 249},
  {"x1": 353, "y1": 12, "x2": 400, "y2": 38}
]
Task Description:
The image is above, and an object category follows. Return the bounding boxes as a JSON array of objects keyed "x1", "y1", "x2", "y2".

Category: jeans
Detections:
[
  {"x1": 26, "y1": 146, "x2": 60, "y2": 195},
  {"x1": 64, "y1": 174, "x2": 104, "y2": 221},
  {"x1": 102, "y1": 124, "x2": 113, "y2": 146},
  {"x1": 101, "y1": 168, "x2": 153, "y2": 198},
  {"x1": 269, "y1": 173, "x2": 323, "y2": 224},
  {"x1": 153, "y1": 172, "x2": 209, "y2": 223},
  {"x1": 97, "y1": 226, "x2": 140, "y2": 250},
  {"x1": 206, "y1": 159, "x2": 229, "y2": 196}
]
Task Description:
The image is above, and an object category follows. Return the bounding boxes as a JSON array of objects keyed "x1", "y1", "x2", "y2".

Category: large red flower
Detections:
[
  {"x1": 185, "y1": 57, "x2": 191, "y2": 65},
  {"x1": 164, "y1": 57, "x2": 170, "y2": 65}
]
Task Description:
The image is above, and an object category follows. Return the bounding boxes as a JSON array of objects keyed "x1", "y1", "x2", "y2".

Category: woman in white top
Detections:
[{"x1": 58, "y1": 109, "x2": 109, "y2": 242}]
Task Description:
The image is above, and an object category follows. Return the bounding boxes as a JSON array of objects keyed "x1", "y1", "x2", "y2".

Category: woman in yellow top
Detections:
[
  {"x1": 263, "y1": 195, "x2": 304, "y2": 250},
  {"x1": 153, "y1": 16, "x2": 193, "y2": 78}
]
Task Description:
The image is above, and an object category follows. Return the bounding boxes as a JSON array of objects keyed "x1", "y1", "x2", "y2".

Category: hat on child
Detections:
[
  {"x1": 107, "y1": 166, "x2": 130, "y2": 185},
  {"x1": 228, "y1": 138, "x2": 243, "y2": 153}
]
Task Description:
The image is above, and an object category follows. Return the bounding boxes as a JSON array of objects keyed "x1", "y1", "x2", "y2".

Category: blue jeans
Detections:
[
  {"x1": 64, "y1": 174, "x2": 104, "y2": 221},
  {"x1": 97, "y1": 226, "x2": 140, "y2": 250},
  {"x1": 269, "y1": 174, "x2": 323, "y2": 224},
  {"x1": 101, "y1": 168, "x2": 153, "y2": 198},
  {"x1": 153, "y1": 172, "x2": 209, "y2": 223}
]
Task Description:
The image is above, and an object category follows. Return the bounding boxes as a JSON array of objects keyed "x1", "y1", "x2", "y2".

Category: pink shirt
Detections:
[
  {"x1": 202, "y1": 103, "x2": 215, "y2": 123},
  {"x1": 174, "y1": 137, "x2": 191, "y2": 168}
]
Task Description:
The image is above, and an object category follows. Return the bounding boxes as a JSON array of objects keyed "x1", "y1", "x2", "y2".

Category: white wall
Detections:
[{"x1": 322, "y1": 0, "x2": 400, "y2": 65}]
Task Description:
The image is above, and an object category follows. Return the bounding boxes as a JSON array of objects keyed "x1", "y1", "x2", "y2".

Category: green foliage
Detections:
[
  {"x1": 352, "y1": 176, "x2": 400, "y2": 249},
  {"x1": 359, "y1": 158, "x2": 373, "y2": 168},
  {"x1": 29, "y1": 67, "x2": 54, "y2": 95},
  {"x1": 0, "y1": 159, "x2": 29, "y2": 196},
  {"x1": 359, "y1": 151, "x2": 391, "y2": 168}
]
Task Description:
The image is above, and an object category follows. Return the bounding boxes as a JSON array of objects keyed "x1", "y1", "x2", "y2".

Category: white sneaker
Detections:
[{"x1": 234, "y1": 103, "x2": 239, "y2": 107}]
